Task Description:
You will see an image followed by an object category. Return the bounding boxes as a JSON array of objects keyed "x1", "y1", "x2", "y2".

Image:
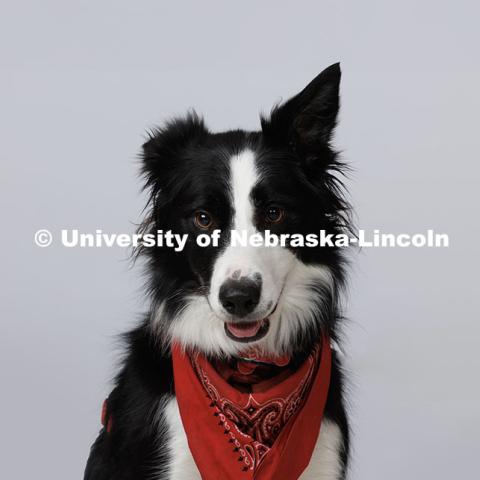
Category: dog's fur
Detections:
[{"x1": 84, "y1": 63, "x2": 351, "y2": 480}]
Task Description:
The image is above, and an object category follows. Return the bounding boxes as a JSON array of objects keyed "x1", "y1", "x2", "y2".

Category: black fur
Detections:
[{"x1": 85, "y1": 63, "x2": 351, "y2": 479}]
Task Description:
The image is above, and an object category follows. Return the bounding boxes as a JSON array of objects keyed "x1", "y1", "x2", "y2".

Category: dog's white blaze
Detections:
[
  {"x1": 209, "y1": 149, "x2": 264, "y2": 314},
  {"x1": 161, "y1": 397, "x2": 343, "y2": 480},
  {"x1": 230, "y1": 149, "x2": 257, "y2": 233},
  {"x1": 209, "y1": 149, "x2": 298, "y2": 327}
]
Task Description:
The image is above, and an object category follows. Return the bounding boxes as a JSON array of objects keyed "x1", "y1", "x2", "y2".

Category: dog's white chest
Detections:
[{"x1": 160, "y1": 397, "x2": 343, "y2": 480}]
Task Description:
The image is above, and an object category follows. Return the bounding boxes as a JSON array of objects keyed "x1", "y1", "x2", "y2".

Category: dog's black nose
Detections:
[{"x1": 219, "y1": 278, "x2": 261, "y2": 317}]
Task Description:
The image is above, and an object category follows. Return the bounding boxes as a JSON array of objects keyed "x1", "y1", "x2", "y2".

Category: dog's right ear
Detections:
[{"x1": 141, "y1": 112, "x2": 208, "y2": 191}]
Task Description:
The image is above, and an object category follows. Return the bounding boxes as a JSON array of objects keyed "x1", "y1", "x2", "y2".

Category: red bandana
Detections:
[{"x1": 172, "y1": 338, "x2": 331, "y2": 480}]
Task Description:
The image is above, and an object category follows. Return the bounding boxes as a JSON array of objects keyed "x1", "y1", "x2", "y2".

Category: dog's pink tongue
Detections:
[{"x1": 226, "y1": 320, "x2": 262, "y2": 338}]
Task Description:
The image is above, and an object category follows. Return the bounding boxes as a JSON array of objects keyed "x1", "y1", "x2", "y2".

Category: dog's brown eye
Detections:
[
  {"x1": 265, "y1": 206, "x2": 285, "y2": 224},
  {"x1": 194, "y1": 211, "x2": 213, "y2": 230}
]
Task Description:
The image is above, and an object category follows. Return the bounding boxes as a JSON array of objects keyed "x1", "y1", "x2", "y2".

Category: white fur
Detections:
[
  {"x1": 269, "y1": 261, "x2": 333, "y2": 354},
  {"x1": 299, "y1": 419, "x2": 344, "y2": 479},
  {"x1": 151, "y1": 396, "x2": 174, "y2": 480},
  {"x1": 161, "y1": 397, "x2": 201, "y2": 480},
  {"x1": 161, "y1": 397, "x2": 343, "y2": 479}
]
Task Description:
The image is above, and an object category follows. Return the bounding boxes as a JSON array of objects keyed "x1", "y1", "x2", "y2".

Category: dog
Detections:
[{"x1": 84, "y1": 63, "x2": 351, "y2": 480}]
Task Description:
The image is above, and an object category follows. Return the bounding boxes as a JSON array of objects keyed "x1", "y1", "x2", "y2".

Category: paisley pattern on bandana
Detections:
[{"x1": 191, "y1": 345, "x2": 320, "y2": 469}]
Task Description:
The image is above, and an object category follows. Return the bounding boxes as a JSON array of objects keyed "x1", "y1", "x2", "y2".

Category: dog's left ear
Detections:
[{"x1": 261, "y1": 63, "x2": 341, "y2": 156}]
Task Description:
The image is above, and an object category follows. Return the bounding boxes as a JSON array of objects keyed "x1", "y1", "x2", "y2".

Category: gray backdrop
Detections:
[{"x1": 1, "y1": 1, "x2": 479, "y2": 479}]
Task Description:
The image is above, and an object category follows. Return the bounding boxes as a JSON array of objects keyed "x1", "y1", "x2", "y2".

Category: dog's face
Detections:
[{"x1": 140, "y1": 64, "x2": 348, "y2": 357}]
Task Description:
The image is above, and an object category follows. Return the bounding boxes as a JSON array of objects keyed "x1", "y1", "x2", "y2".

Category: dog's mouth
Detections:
[{"x1": 224, "y1": 318, "x2": 270, "y2": 343}]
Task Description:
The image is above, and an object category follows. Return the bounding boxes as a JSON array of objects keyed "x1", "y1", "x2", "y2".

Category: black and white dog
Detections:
[{"x1": 85, "y1": 63, "x2": 351, "y2": 480}]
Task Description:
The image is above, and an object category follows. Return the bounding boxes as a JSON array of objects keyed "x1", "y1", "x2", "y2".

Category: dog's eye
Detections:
[
  {"x1": 265, "y1": 206, "x2": 285, "y2": 224},
  {"x1": 194, "y1": 211, "x2": 213, "y2": 230}
]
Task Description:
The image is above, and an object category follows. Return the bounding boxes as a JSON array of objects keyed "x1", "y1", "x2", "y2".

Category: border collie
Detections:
[{"x1": 85, "y1": 63, "x2": 351, "y2": 480}]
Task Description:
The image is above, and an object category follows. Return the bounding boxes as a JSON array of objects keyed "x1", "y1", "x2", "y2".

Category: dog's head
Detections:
[{"x1": 139, "y1": 63, "x2": 349, "y2": 357}]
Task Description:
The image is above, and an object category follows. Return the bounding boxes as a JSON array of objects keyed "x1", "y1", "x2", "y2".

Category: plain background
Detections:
[{"x1": 1, "y1": 1, "x2": 479, "y2": 479}]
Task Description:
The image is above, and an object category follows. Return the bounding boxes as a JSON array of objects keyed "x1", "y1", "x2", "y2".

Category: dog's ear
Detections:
[
  {"x1": 261, "y1": 63, "x2": 341, "y2": 157},
  {"x1": 141, "y1": 112, "x2": 208, "y2": 191}
]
